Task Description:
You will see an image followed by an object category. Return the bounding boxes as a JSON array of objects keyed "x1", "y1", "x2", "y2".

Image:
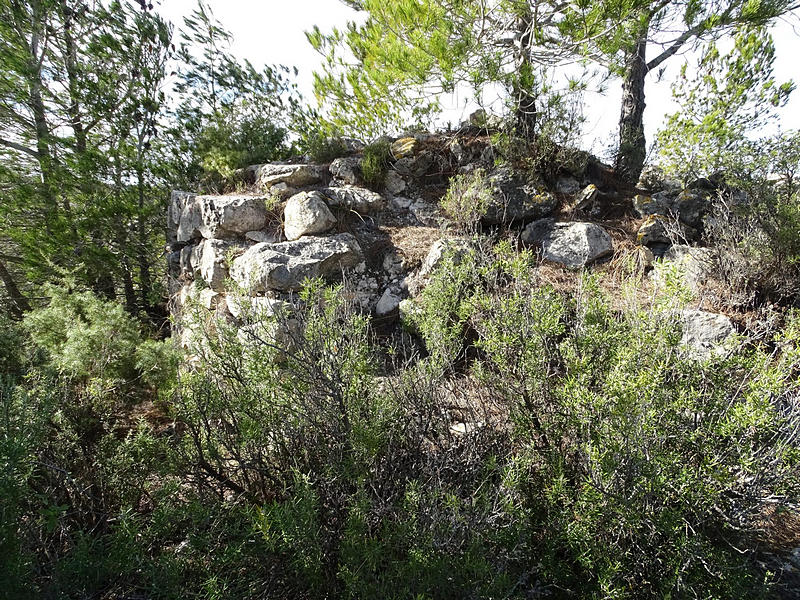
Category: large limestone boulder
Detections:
[
  {"x1": 230, "y1": 233, "x2": 363, "y2": 292},
  {"x1": 680, "y1": 309, "x2": 736, "y2": 358},
  {"x1": 191, "y1": 238, "x2": 237, "y2": 291},
  {"x1": 256, "y1": 163, "x2": 324, "y2": 190},
  {"x1": 482, "y1": 167, "x2": 557, "y2": 225},
  {"x1": 284, "y1": 192, "x2": 337, "y2": 241},
  {"x1": 316, "y1": 187, "x2": 384, "y2": 214},
  {"x1": 177, "y1": 195, "x2": 269, "y2": 242},
  {"x1": 522, "y1": 220, "x2": 613, "y2": 268}
]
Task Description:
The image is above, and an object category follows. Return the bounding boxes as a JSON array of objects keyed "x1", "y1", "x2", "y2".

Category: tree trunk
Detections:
[
  {"x1": 136, "y1": 166, "x2": 155, "y2": 319},
  {"x1": 614, "y1": 29, "x2": 649, "y2": 185},
  {"x1": 512, "y1": 11, "x2": 537, "y2": 138},
  {"x1": 120, "y1": 250, "x2": 137, "y2": 315},
  {"x1": 27, "y1": 4, "x2": 58, "y2": 215},
  {"x1": 0, "y1": 259, "x2": 32, "y2": 318},
  {"x1": 513, "y1": 84, "x2": 537, "y2": 139},
  {"x1": 60, "y1": 0, "x2": 86, "y2": 155}
]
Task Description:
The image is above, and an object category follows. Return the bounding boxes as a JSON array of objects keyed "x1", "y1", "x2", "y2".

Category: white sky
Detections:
[{"x1": 155, "y1": 0, "x2": 800, "y2": 157}]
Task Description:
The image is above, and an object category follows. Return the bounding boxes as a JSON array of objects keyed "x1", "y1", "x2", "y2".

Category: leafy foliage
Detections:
[
  {"x1": 172, "y1": 1, "x2": 299, "y2": 186},
  {"x1": 0, "y1": 0, "x2": 172, "y2": 317},
  {"x1": 657, "y1": 26, "x2": 794, "y2": 182}
]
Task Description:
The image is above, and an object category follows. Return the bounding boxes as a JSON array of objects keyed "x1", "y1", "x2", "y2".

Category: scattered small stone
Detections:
[
  {"x1": 680, "y1": 309, "x2": 736, "y2": 359},
  {"x1": 384, "y1": 170, "x2": 407, "y2": 195},
  {"x1": 375, "y1": 288, "x2": 402, "y2": 316},
  {"x1": 329, "y1": 156, "x2": 362, "y2": 185}
]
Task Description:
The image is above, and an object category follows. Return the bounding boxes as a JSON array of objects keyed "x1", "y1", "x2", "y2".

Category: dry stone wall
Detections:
[{"x1": 167, "y1": 128, "x2": 737, "y2": 358}]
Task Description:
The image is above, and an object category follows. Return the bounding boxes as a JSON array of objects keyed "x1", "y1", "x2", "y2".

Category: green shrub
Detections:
[
  {"x1": 9, "y1": 251, "x2": 798, "y2": 598},
  {"x1": 23, "y1": 284, "x2": 142, "y2": 381},
  {"x1": 702, "y1": 133, "x2": 800, "y2": 307},
  {"x1": 404, "y1": 245, "x2": 800, "y2": 596},
  {"x1": 440, "y1": 168, "x2": 493, "y2": 232},
  {"x1": 361, "y1": 139, "x2": 391, "y2": 188},
  {"x1": 0, "y1": 321, "x2": 28, "y2": 378},
  {"x1": 304, "y1": 131, "x2": 348, "y2": 163},
  {"x1": 196, "y1": 108, "x2": 290, "y2": 186},
  {"x1": 292, "y1": 108, "x2": 349, "y2": 163},
  {"x1": 23, "y1": 284, "x2": 177, "y2": 388}
]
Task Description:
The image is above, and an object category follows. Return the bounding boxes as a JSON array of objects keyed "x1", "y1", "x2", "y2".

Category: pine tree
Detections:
[
  {"x1": 309, "y1": 0, "x2": 799, "y2": 184},
  {"x1": 657, "y1": 25, "x2": 794, "y2": 182}
]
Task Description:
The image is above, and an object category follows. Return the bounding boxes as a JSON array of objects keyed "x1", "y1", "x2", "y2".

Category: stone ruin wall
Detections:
[{"x1": 166, "y1": 131, "x2": 737, "y2": 358}]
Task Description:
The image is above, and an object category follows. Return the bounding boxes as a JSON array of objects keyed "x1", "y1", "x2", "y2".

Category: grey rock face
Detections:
[
  {"x1": 375, "y1": 287, "x2": 402, "y2": 316},
  {"x1": 520, "y1": 218, "x2": 556, "y2": 245},
  {"x1": 179, "y1": 244, "x2": 196, "y2": 278},
  {"x1": 680, "y1": 309, "x2": 736, "y2": 358},
  {"x1": 256, "y1": 163, "x2": 324, "y2": 190},
  {"x1": 394, "y1": 151, "x2": 434, "y2": 177},
  {"x1": 556, "y1": 176, "x2": 581, "y2": 195},
  {"x1": 637, "y1": 215, "x2": 671, "y2": 246},
  {"x1": 384, "y1": 170, "x2": 407, "y2": 195},
  {"x1": 245, "y1": 230, "x2": 280, "y2": 244},
  {"x1": 482, "y1": 167, "x2": 557, "y2": 225},
  {"x1": 522, "y1": 220, "x2": 613, "y2": 268},
  {"x1": 169, "y1": 191, "x2": 196, "y2": 242},
  {"x1": 633, "y1": 189, "x2": 711, "y2": 230},
  {"x1": 316, "y1": 187, "x2": 384, "y2": 214},
  {"x1": 177, "y1": 195, "x2": 269, "y2": 242},
  {"x1": 283, "y1": 192, "x2": 337, "y2": 241},
  {"x1": 329, "y1": 157, "x2": 362, "y2": 185},
  {"x1": 230, "y1": 233, "x2": 363, "y2": 292},
  {"x1": 192, "y1": 238, "x2": 237, "y2": 291},
  {"x1": 575, "y1": 184, "x2": 599, "y2": 211},
  {"x1": 267, "y1": 182, "x2": 296, "y2": 200}
]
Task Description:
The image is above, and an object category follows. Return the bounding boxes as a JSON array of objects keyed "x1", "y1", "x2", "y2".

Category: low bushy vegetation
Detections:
[
  {"x1": 4, "y1": 245, "x2": 799, "y2": 599},
  {"x1": 361, "y1": 139, "x2": 392, "y2": 189},
  {"x1": 439, "y1": 169, "x2": 492, "y2": 233}
]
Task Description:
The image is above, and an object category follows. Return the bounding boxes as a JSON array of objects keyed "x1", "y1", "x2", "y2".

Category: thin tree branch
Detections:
[{"x1": 0, "y1": 137, "x2": 39, "y2": 158}]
